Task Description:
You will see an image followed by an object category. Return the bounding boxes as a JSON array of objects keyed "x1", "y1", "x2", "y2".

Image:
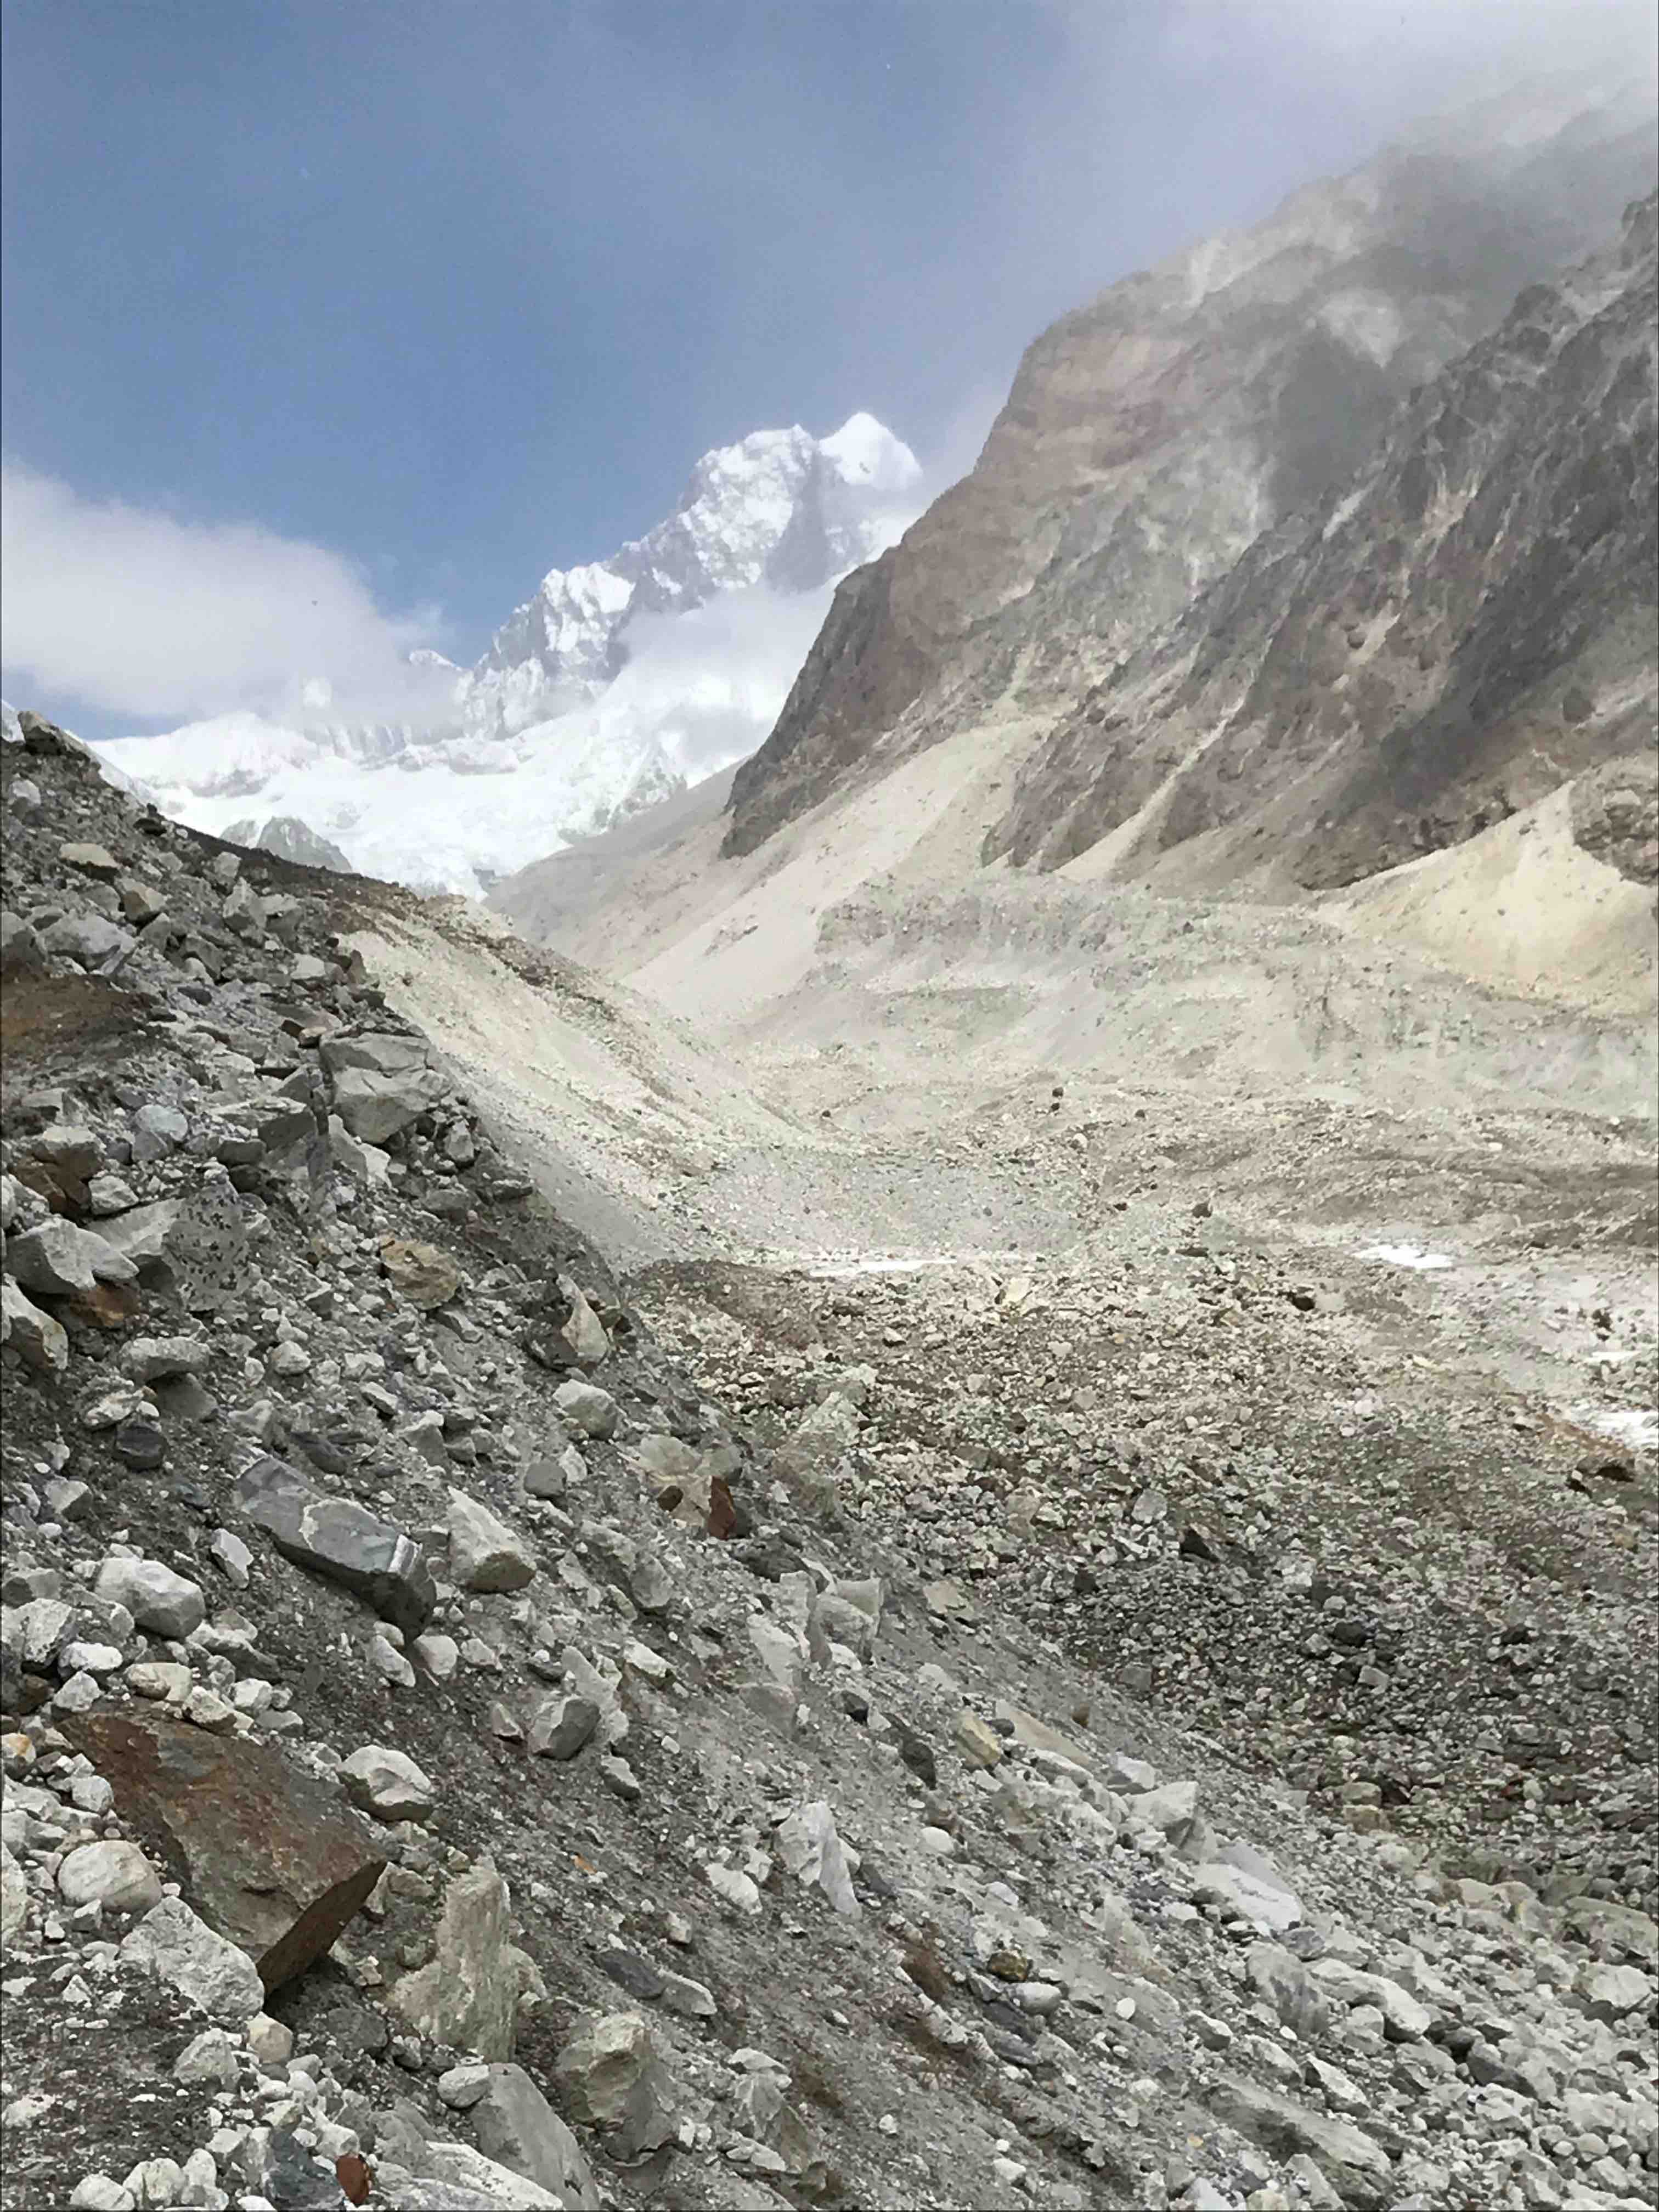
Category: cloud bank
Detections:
[{"x1": 0, "y1": 460, "x2": 443, "y2": 728}]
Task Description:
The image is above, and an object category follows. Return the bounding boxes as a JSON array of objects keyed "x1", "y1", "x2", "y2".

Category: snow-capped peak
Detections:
[
  {"x1": 91, "y1": 411, "x2": 923, "y2": 898},
  {"x1": 820, "y1": 411, "x2": 924, "y2": 494}
]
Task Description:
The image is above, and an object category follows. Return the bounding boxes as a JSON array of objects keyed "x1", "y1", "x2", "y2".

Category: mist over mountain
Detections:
[{"x1": 97, "y1": 414, "x2": 921, "y2": 896}]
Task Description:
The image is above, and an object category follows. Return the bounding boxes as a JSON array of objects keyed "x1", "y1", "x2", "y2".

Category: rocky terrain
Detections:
[
  {"x1": 722, "y1": 82, "x2": 1655, "y2": 871},
  {"x1": 986, "y1": 194, "x2": 1657, "y2": 894},
  {"x1": 3, "y1": 704, "x2": 1657, "y2": 2212}
]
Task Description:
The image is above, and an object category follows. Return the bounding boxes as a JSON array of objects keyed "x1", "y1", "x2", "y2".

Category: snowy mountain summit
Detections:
[
  {"x1": 464, "y1": 412, "x2": 919, "y2": 741},
  {"x1": 99, "y1": 413, "x2": 921, "y2": 896}
]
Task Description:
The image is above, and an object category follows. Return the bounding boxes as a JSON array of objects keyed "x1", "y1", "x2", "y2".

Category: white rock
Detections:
[
  {"x1": 121, "y1": 1897, "x2": 264, "y2": 2024},
  {"x1": 338, "y1": 1743, "x2": 435, "y2": 1820},
  {"x1": 93, "y1": 1558, "x2": 205, "y2": 1640},
  {"x1": 58, "y1": 1842, "x2": 164, "y2": 1915}
]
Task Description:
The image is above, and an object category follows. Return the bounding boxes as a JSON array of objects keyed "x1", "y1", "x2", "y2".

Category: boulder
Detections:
[
  {"x1": 391, "y1": 1857, "x2": 521, "y2": 2061},
  {"x1": 339, "y1": 1746, "x2": 435, "y2": 1822},
  {"x1": 56, "y1": 1841, "x2": 165, "y2": 1915},
  {"x1": 554, "y1": 1381, "x2": 618, "y2": 1440},
  {"x1": 6, "y1": 1218, "x2": 136, "y2": 1296},
  {"x1": 448, "y1": 1490, "x2": 537, "y2": 1593},
  {"x1": 1, "y1": 1282, "x2": 68, "y2": 1373},
  {"x1": 1205, "y1": 2074, "x2": 1391, "y2": 2203},
  {"x1": 234, "y1": 1457, "x2": 435, "y2": 1637},
  {"x1": 1245, "y1": 1940, "x2": 1331, "y2": 2041},
  {"x1": 121, "y1": 1897, "x2": 266, "y2": 2025},
  {"x1": 92, "y1": 1558, "x2": 205, "y2": 1641},
  {"x1": 774, "y1": 1800, "x2": 860, "y2": 1918},
  {"x1": 553, "y1": 2011, "x2": 677, "y2": 2155},
  {"x1": 470, "y1": 2063, "x2": 599, "y2": 2209},
  {"x1": 62, "y1": 1710, "x2": 386, "y2": 1991},
  {"x1": 380, "y1": 1237, "x2": 461, "y2": 1310},
  {"x1": 2, "y1": 1841, "x2": 29, "y2": 1948}
]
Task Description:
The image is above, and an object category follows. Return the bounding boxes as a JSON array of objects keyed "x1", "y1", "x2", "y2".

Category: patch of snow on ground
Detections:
[
  {"x1": 1568, "y1": 1404, "x2": 1659, "y2": 1454},
  {"x1": 1358, "y1": 1242, "x2": 1454, "y2": 1269}
]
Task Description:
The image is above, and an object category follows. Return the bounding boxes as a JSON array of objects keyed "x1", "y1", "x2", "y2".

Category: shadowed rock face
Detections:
[
  {"x1": 61, "y1": 1711, "x2": 385, "y2": 1993},
  {"x1": 988, "y1": 193, "x2": 1658, "y2": 890},
  {"x1": 722, "y1": 93, "x2": 1656, "y2": 861}
]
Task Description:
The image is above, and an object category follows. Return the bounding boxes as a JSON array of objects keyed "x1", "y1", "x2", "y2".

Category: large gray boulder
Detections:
[
  {"x1": 470, "y1": 2063, "x2": 599, "y2": 2209},
  {"x1": 92, "y1": 1558, "x2": 206, "y2": 1641},
  {"x1": 121, "y1": 1897, "x2": 266, "y2": 2025},
  {"x1": 552, "y1": 2011, "x2": 676, "y2": 2156},
  {"x1": 234, "y1": 1457, "x2": 435, "y2": 1637},
  {"x1": 391, "y1": 1857, "x2": 525, "y2": 2062},
  {"x1": 5, "y1": 1218, "x2": 136, "y2": 1296},
  {"x1": 448, "y1": 1490, "x2": 536, "y2": 1593},
  {"x1": 323, "y1": 1034, "x2": 448, "y2": 1144}
]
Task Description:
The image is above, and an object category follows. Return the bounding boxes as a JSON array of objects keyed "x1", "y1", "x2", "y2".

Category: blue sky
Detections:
[{"x1": 3, "y1": 0, "x2": 1653, "y2": 736}]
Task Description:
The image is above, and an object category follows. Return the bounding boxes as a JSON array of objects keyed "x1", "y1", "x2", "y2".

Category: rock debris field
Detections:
[{"x1": 1, "y1": 713, "x2": 1656, "y2": 2212}]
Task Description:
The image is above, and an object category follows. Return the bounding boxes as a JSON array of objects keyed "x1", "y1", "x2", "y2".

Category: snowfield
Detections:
[{"x1": 94, "y1": 413, "x2": 922, "y2": 896}]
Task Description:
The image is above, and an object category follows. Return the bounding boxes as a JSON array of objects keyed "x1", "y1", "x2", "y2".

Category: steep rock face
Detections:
[
  {"x1": 723, "y1": 85, "x2": 1657, "y2": 858},
  {"x1": 988, "y1": 193, "x2": 1658, "y2": 890}
]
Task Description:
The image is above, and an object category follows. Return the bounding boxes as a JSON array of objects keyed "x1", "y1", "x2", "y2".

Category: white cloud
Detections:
[
  {"x1": 597, "y1": 582, "x2": 839, "y2": 779},
  {"x1": 0, "y1": 460, "x2": 444, "y2": 727}
]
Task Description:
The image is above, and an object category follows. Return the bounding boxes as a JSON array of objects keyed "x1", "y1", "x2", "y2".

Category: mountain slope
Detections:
[
  {"x1": 987, "y1": 191, "x2": 1658, "y2": 893},
  {"x1": 98, "y1": 415, "x2": 921, "y2": 898},
  {"x1": 722, "y1": 82, "x2": 1656, "y2": 861}
]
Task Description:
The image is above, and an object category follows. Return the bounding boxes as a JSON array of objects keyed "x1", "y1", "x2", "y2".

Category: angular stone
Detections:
[
  {"x1": 121, "y1": 1896, "x2": 265, "y2": 2025},
  {"x1": 41, "y1": 912, "x2": 131, "y2": 967},
  {"x1": 1192, "y1": 1859, "x2": 1303, "y2": 1934},
  {"x1": 553, "y1": 1381, "x2": 618, "y2": 1440},
  {"x1": 1, "y1": 1282, "x2": 68, "y2": 1373},
  {"x1": 552, "y1": 2011, "x2": 676, "y2": 2155},
  {"x1": 471, "y1": 2062, "x2": 599, "y2": 2210},
  {"x1": 1246, "y1": 1941, "x2": 1331, "y2": 2040},
  {"x1": 527, "y1": 1694, "x2": 599, "y2": 1760},
  {"x1": 774, "y1": 1799, "x2": 860, "y2": 1918},
  {"x1": 380, "y1": 1237, "x2": 460, "y2": 1310},
  {"x1": 61, "y1": 1709, "x2": 385, "y2": 1992},
  {"x1": 339, "y1": 1745, "x2": 435, "y2": 1821},
  {"x1": 391, "y1": 1856, "x2": 520, "y2": 2061},
  {"x1": 448, "y1": 1489, "x2": 536, "y2": 1593},
  {"x1": 234, "y1": 1456, "x2": 435, "y2": 1637},
  {"x1": 954, "y1": 1710, "x2": 1004, "y2": 1769},
  {"x1": 7, "y1": 1218, "x2": 135, "y2": 1296},
  {"x1": 2, "y1": 1841, "x2": 31, "y2": 1948},
  {"x1": 92, "y1": 1558, "x2": 205, "y2": 1641},
  {"x1": 1206, "y1": 2073, "x2": 1390, "y2": 2197},
  {"x1": 1309, "y1": 1959, "x2": 1431, "y2": 2040},
  {"x1": 123, "y1": 1336, "x2": 211, "y2": 1383}
]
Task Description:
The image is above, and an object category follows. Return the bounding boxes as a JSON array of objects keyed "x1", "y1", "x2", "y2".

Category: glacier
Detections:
[{"x1": 95, "y1": 412, "x2": 921, "y2": 898}]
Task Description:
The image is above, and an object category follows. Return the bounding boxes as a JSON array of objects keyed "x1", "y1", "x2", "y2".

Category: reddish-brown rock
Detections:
[{"x1": 61, "y1": 1711, "x2": 385, "y2": 1992}]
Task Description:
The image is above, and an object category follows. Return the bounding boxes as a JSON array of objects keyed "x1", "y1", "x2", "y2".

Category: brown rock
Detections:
[
  {"x1": 379, "y1": 1237, "x2": 460, "y2": 1310},
  {"x1": 60, "y1": 1710, "x2": 385, "y2": 1993}
]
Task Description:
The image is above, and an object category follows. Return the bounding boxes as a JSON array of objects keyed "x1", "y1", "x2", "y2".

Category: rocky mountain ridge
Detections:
[
  {"x1": 985, "y1": 191, "x2": 1658, "y2": 893},
  {"x1": 721, "y1": 83, "x2": 1657, "y2": 871}
]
